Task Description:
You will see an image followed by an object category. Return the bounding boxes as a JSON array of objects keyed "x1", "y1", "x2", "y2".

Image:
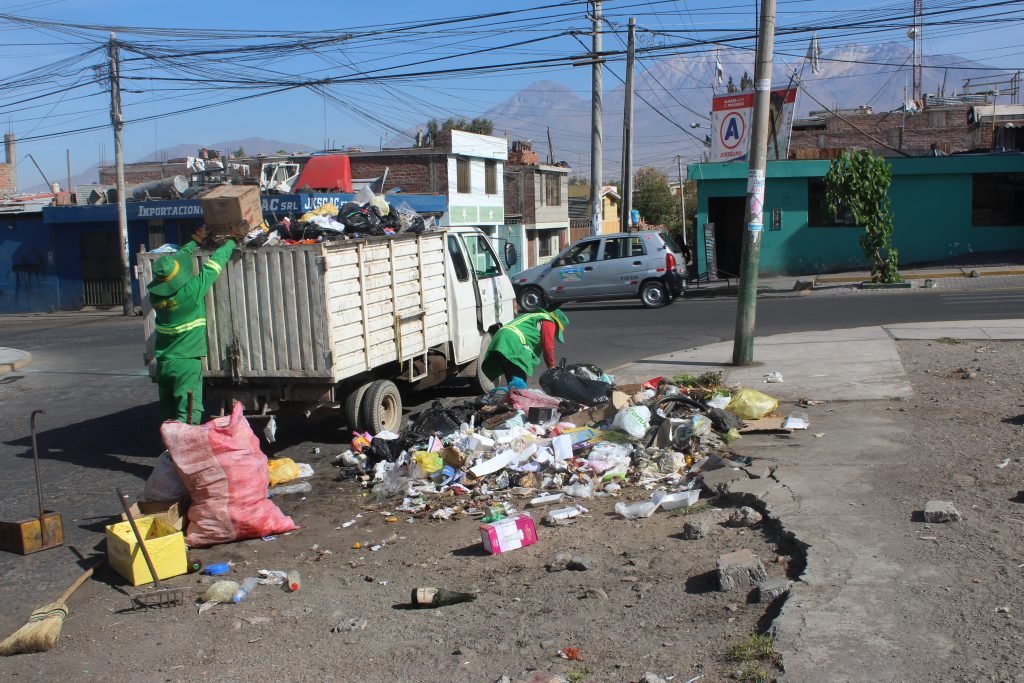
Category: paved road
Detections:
[{"x1": 0, "y1": 288, "x2": 1022, "y2": 635}]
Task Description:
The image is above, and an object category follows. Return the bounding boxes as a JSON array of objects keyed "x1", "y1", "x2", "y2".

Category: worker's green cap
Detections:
[
  {"x1": 147, "y1": 251, "x2": 193, "y2": 297},
  {"x1": 548, "y1": 309, "x2": 569, "y2": 343}
]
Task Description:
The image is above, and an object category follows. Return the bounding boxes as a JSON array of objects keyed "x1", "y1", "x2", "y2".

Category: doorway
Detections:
[
  {"x1": 79, "y1": 230, "x2": 122, "y2": 306},
  {"x1": 707, "y1": 197, "x2": 745, "y2": 277}
]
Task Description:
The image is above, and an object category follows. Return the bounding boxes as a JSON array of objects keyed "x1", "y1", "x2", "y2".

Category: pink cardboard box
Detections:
[{"x1": 479, "y1": 513, "x2": 538, "y2": 555}]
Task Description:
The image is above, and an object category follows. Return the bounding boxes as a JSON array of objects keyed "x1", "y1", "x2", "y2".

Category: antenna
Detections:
[{"x1": 908, "y1": 0, "x2": 924, "y2": 101}]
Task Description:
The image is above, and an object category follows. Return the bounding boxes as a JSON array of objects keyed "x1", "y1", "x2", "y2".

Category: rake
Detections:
[{"x1": 114, "y1": 489, "x2": 185, "y2": 610}]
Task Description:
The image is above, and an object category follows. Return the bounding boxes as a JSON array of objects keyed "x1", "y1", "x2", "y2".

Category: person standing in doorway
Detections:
[{"x1": 148, "y1": 227, "x2": 237, "y2": 424}]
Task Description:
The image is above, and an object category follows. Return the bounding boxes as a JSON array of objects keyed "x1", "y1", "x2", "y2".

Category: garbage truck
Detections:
[{"x1": 138, "y1": 228, "x2": 517, "y2": 434}]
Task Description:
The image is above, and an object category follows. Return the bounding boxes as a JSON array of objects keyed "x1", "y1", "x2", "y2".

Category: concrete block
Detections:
[
  {"x1": 756, "y1": 577, "x2": 791, "y2": 603},
  {"x1": 701, "y1": 468, "x2": 745, "y2": 495},
  {"x1": 716, "y1": 548, "x2": 768, "y2": 592},
  {"x1": 923, "y1": 500, "x2": 962, "y2": 523},
  {"x1": 681, "y1": 520, "x2": 707, "y2": 540}
]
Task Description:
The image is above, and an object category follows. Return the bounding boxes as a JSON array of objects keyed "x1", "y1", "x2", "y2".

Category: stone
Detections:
[
  {"x1": 681, "y1": 520, "x2": 708, "y2": 540},
  {"x1": 923, "y1": 500, "x2": 962, "y2": 523},
  {"x1": 701, "y1": 468, "x2": 746, "y2": 495},
  {"x1": 756, "y1": 577, "x2": 792, "y2": 603},
  {"x1": 716, "y1": 549, "x2": 768, "y2": 592},
  {"x1": 330, "y1": 617, "x2": 367, "y2": 633},
  {"x1": 642, "y1": 673, "x2": 669, "y2": 683},
  {"x1": 546, "y1": 551, "x2": 573, "y2": 572},
  {"x1": 727, "y1": 506, "x2": 763, "y2": 527},
  {"x1": 567, "y1": 555, "x2": 591, "y2": 571},
  {"x1": 582, "y1": 588, "x2": 608, "y2": 601}
]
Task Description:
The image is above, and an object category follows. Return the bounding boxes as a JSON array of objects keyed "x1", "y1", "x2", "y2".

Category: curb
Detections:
[
  {"x1": 815, "y1": 268, "x2": 1024, "y2": 285},
  {"x1": 0, "y1": 351, "x2": 32, "y2": 374}
]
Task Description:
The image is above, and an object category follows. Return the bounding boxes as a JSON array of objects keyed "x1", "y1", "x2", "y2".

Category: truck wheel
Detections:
[
  {"x1": 360, "y1": 380, "x2": 403, "y2": 434},
  {"x1": 640, "y1": 280, "x2": 668, "y2": 308},
  {"x1": 518, "y1": 286, "x2": 546, "y2": 312},
  {"x1": 467, "y1": 332, "x2": 496, "y2": 395},
  {"x1": 344, "y1": 382, "x2": 372, "y2": 432}
]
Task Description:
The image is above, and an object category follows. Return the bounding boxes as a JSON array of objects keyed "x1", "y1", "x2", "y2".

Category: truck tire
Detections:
[
  {"x1": 344, "y1": 382, "x2": 372, "y2": 432},
  {"x1": 517, "y1": 286, "x2": 547, "y2": 312},
  {"x1": 360, "y1": 380, "x2": 403, "y2": 434},
  {"x1": 467, "y1": 332, "x2": 496, "y2": 395},
  {"x1": 640, "y1": 280, "x2": 668, "y2": 308}
]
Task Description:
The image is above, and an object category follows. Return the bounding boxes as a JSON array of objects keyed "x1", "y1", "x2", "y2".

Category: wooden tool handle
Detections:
[
  {"x1": 115, "y1": 489, "x2": 162, "y2": 589},
  {"x1": 57, "y1": 559, "x2": 104, "y2": 604}
]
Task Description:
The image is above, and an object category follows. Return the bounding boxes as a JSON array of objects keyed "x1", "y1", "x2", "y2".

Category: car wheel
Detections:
[
  {"x1": 359, "y1": 380, "x2": 403, "y2": 434},
  {"x1": 518, "y1": 286, "x2": 546, "y2": 312},
  {"x1": 640, "y1": 280, "x2": 668, "y2": 308}
]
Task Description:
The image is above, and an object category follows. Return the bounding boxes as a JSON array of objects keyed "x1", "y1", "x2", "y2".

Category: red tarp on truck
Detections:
[{"x1": 293, "y1": 154, "x2": 353, "y2": 193}]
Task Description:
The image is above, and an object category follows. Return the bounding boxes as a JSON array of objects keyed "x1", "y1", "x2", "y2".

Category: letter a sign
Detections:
[{"x1": 710, "y1": 88, "x2": 797, "y2": 162}]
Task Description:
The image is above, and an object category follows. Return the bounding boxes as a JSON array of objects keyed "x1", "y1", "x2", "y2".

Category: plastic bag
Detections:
[
  {"x1": 706, "y1": 392, "x2": 731, "y2": 409},
  {"x1": 540, "y1": 359, "x2": 610, "y2": 407},
  {"x1": 410, "y1": 451, "x2": 443, "y2": 479},
  {"x1": 727, "y1": 388, "x2": 779, "y2": 420},
  {"x1": 409, "y1": 401, "x2": 462, "y2": 435},
  {"x1": 161, "y1": 402, "x2": 296, "y2": 548},
  {"x1": 142, "y1": 450, "x2": 188, "y2": 502},
  {"x1": 612, "y1": 405, "x2": 652, "y2": 438},
  {"x1": 268, "y1": 457, "x2": 301, "y2": 486}
]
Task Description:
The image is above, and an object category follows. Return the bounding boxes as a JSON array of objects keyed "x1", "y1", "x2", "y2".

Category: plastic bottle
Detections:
[
  {"x1": 410, "y1": 587, "x2": 477, "y2": 608},
  {"x1": 287, "y1": 570, "x2": 301, "y2": 592},
  {"x1": 187, "y1": 557, "x2": 203, "y2": 574},
  {"x1": 231, "y1": 577, "x2": 260, "y2": 603},
  {"x1": 268, "y1": 481, "x2": 312, "y2": 496},
  {"x1": 202, "y1": 580, "x2": 240, "y2": 604}
]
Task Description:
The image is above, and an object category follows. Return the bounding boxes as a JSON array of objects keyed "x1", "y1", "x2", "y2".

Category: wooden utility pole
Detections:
[
  {"x1": 108, "y1": 33, "x2": 133, "y2": 316},
  {"x1": 732, "y1": 0, "x2": 777, "y2": 365},
  {"x1": 620, "y1": 17, "x2": 635, "y2": 232},
  {"x1": 676, "y1": 155, "x2": 687, "y2": 247},
  {"x1": 589, "y1": 0, "x2": 603, "y2": 236}
]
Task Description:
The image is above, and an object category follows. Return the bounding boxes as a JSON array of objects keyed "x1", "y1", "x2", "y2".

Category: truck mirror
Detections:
[{"x1": 504, "y1": 243, "x2": 518, "y2": 269}]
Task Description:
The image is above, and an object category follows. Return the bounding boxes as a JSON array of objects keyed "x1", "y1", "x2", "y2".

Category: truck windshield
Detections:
[{"x1": 463, "y1": 234, "x2": 502, "y2": 279}]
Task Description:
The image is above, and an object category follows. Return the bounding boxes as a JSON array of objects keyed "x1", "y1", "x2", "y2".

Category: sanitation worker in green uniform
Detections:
[
  {"x1": 481, "y1": 308, "x2": 569, "y2": 384},
  {"x1": 148, "y1": 228, "x2": 237, "y2": 424}
]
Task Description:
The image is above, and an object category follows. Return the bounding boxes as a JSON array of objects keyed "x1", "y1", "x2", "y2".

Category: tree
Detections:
[
  {"x1": 726, "y1": 76, "x2": 737, "y2": 93},
  {"x1": 740, "y1": 70, "x2": 753, "y2": 91},
  {"x1": 824, "y1": 150, "x2": 902, "y2": 283},
  {"x1": 632, "y1": 166, "x2": 678, "y2": 229},
  {"x1": 233, "y1": 146, "x2": 246, "y2": 158},
  {"x1": 424, "y1": 117, "x2": 495, "y2": 145}
]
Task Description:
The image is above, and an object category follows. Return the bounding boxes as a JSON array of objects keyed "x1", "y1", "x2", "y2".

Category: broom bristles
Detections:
[{"x1": 0, "y1": 602, "x2": 68, "y2": 656}]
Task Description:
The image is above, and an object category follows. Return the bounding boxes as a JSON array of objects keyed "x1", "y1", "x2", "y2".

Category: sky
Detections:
[{"x1": 1, "y1": 0, "x2": 1022, "y2": 190}]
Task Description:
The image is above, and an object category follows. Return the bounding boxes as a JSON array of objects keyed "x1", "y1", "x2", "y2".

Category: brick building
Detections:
[
  {"x1": 504, "y1": 141, "x2": 570, "y2": 269},
  {"x1": 0, "y1": 133, "x2": 17, "y2": 195}
]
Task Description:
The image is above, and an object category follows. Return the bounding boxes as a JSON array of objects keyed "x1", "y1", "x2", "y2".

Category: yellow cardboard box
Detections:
[{"x1": 105, "y1": 516, "x2": 187, "y2": 586}]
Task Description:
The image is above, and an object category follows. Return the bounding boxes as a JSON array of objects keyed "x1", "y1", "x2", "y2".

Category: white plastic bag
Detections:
[
  {"x1": 142, "y1": 450, "x2": 188, "y2": 502},
  {"x1": 612, "y1": 405, "x2": 652, "y2": 438}
]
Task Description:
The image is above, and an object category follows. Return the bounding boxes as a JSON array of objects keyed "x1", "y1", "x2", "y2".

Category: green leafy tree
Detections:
[
  {"x1": 632, "y1": 166, "x2": 678, "y2": 228},
  {"x1": 740, "y1": 71, "x2": 754, "y2": 91},
  {"x1": 726, "y1": 76, "x2": 737, "y2": 93},
  {"x1": 233, "y1": 146, "x2": 246, "y2": 158},
  {"x1": 824, "y1": 150, "x2": 902, "y2": 283},
  {"x1": 424, "y1": 117, "x2": 495, "y2": 145}
]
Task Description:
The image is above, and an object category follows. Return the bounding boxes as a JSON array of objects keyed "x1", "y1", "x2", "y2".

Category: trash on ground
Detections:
[{"x1": 410, "y1": 587, "x2": 477, "y2": 608}]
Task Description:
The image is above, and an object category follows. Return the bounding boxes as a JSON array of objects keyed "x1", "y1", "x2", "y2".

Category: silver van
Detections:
[{"x1": 512, "y1": 230, "x2": 687, "y2": 311}]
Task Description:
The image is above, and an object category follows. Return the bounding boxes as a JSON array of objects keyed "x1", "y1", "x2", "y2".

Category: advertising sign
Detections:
[{"x1": 710, "y1": 87, "x2": 798, "y2": 162}]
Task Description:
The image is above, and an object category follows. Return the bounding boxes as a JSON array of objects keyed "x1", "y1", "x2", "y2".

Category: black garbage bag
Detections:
[
  {"x1": 707, "y1": 407, "x2": 744, "y2": 432},
  {"x1": 406, "y1": 214, "x2": 426, "y2": 234},
  {"x1": 408, "y1": 401, "x2": 462, "y2": 435},
  {"x1": 539, "y1": 359, "x2": 610, "y2": 406},
  {"x1": 566, "y1": 362, "x2": 605, "y2": 382},
  {"x1": 367, "y1": 436, "x2": 400, "y2": 464}
]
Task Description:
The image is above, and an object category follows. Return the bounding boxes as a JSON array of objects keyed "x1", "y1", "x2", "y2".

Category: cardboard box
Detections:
[
  {"x1": 479, "y1": 513, "x2": 538, "y2": 555},
  {"x1": 200, "y1": 185, "x2": 262, "y2": 234},
  {"x1": 120, "y1": 500, "x2": 187, "y2": 532},
  {"x1": 105, "y1": 516, "x2": 187, "y2": 586},
  {"x1": 562, "y1": 402, "x2": 618, "y2": 428}
]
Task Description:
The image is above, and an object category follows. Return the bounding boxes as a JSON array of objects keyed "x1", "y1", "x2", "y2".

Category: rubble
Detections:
[
  {"x1": 727, "y1": 506, "x2": 764, "y2": 527},
  {"x1": 681, "y1": 520, "x2": 708, "y2": 540},
  {"x1": 923, "y1": 500, "x2": 962, "y2": 523},
  {"x1": 756, "y1": 578, "x2": 792, "y2": 603},
  {"x1": 716, "y1": 549, "x2": 768, "y2": 592}
]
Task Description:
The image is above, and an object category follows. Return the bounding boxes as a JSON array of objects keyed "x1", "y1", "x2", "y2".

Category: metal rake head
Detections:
[{"x1": 130, "y1": 586, "x2": 186, "y2": 610}]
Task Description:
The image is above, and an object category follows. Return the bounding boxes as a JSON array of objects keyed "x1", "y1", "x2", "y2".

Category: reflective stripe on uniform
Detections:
[
  {"x1": 156, "y1": 318, "x2": 207, "y2": 335},
  {"x1": 204, "y1": 260, "x2": 222, "y2": 275}
]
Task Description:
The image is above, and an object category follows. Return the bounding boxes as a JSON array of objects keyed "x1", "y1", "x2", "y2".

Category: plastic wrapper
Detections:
[
  {"x1": 612, "y1": 405, "x2": 652, "y2": 438},
  {"x1": 727, "y1": 388, "x2": 779, "y2": 419},
  {"x1": 142, "y1": 450, "x2": 188, "y2": 502},
  {"x1": 268, "y1": 457, "x2": 301, "y2": 486}
]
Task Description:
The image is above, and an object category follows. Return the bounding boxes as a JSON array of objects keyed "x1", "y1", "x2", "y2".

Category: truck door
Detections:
[{"x1": 460, "y1": 231, "x2": 507, "y2": 331}]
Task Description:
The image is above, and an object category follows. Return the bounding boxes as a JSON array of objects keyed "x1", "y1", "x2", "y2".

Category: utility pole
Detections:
[
  {"x1": 620, "y1": 17, "x2": 635, "y2": 232},
  {"x1": 589, "y1": 0, "x2": 603, "y2": 236},
  {"x1": 546, "y1": 126, "x2": 554, "y2": 164},
  {"x1": 108, "y1": 33, "x2": 133, "y2": 317},
  {"x1": 732, "y1": 0, "x2": 777, "y2": 366},
  {"x1": 676, "y1": 155, "x2": 687, "y2": 247},
  {"x1": 66, "y1": 148, "x2": 72, "y2": 193}
]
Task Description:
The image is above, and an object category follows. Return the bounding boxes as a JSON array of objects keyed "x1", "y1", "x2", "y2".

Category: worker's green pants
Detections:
[{"x1": 156, "y1": 357, "x2": 203, "y2": 424}]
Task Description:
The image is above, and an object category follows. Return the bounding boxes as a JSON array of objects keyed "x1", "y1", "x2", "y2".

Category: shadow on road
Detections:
[{"x1": 5, "y1": 403, "x2": 163, "y2": 479}]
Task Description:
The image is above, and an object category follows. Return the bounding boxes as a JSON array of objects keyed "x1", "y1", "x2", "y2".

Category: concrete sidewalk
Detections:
[
  {"x1": 0, "y1": 347, "x2": 31, "y2": 373},
  {"x1": 613, "y1": 319, "x2": 1024, "y2": 681}
]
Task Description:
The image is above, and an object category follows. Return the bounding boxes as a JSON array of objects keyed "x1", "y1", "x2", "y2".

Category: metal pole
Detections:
[
  {"x1": 732, "y1": 0, "x2": 776, "y2": 366},
  {"x1": 27, "y1": 154, "x2": 55, "y2": 196},
  {"x1": 109, "y1": 33, "x2": 133, "y2": 317},
  {"x1": 589, "y1": 0, "x2": 603, "y2": 236},
  {"x1": 620, "y1": 17, "x2": 635, "y2": 232},
  {"x1": 677, "y1": 155, "x2": 688, "y2": 247},
  {"x1": 66, "y1": 148, "x2": 71, "y2": 193}
]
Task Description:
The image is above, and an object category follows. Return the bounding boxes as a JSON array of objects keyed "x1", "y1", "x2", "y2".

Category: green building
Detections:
[{"x1": 688, "y1": 153, "x2": 1024, "y2": 277}]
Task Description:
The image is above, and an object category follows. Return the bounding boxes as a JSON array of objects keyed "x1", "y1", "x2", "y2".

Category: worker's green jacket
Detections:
[
  {"x1": 481, "y1": 310, "x2": 559, "y2": 380},
  {"x1": 151, "y1": 240, "x2": 235, "y2": 360}
]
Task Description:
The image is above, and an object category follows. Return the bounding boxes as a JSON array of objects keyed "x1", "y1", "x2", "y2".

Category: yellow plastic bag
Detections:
[
  {"x1": 412, "y1": 451, "x2": 443, "y2": 475},
  {"x1": 297, "y1": 203, "x2": 339, "y2": 222},
  {"x1": 268, "y1": 457, "x2": 301, "y2": 486},
  {"x1": 727, "y1": 388, "x2": 779, "y2": 420}
]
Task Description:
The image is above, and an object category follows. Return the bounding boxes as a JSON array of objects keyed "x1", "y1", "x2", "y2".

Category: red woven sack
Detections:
[{"x1": 161, "y1": 402, "x2": 296, "y2": 547}]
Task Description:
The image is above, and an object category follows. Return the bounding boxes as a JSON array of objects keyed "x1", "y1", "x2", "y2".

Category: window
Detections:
[
  {"x1": 807, "y1": 178, "x2": 857, "y2": 227},
  {"x1": 539, "y1": 232, "x2": 556, "y2": 258},
  {"x1": 972, "y1": 173, "x2": 1024, "y2": 226},
  {"x1": 485, "y1": 160, "x2": 497, "y2": 195},
  {"x1": 562, "y1": 240, "x2": 599, "y2": 264},
  {"x1": 542, "y1": 173, "x2": 561, "y2": 206},
  {"x1": 463, "y1": 234, "x2": 501, "y2": 279},
  {"x1": 603, "y1": 236, "x2": 645, "y2": 260},
  {"x1": 457, "y1": 158, "x2": 471, "y2": 194},
  {"x1": 447, "y1": 235, "x2": 470, "y2": 282}
]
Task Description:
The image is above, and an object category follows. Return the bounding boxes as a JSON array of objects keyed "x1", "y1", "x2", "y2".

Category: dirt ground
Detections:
[{"x1": 3, "y1": 339, "x2": 1023, "y2": 682}]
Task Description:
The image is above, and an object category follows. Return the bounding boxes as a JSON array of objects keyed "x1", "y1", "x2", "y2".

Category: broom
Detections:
[{"x1": 0, "y1": 559, "x2": 102, "y2": 656}]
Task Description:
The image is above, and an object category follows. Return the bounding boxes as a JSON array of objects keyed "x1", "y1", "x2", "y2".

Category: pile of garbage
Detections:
[
  {"x1": 333, "y1": 362, "x2": 807, "y2": 538},
  {"x1": 245, "y1": 187, "x2": 434, "y2": 248}
]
